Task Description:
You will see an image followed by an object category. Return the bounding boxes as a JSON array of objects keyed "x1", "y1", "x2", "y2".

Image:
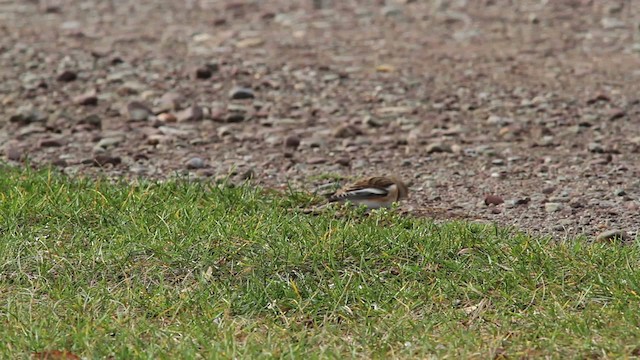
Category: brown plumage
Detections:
[{"x1": 328, "y1": 176, "x2": 409, "y2": 209}]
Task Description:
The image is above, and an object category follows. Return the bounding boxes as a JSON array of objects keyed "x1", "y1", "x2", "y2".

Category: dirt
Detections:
[{"x1": 1, "y1": 0, "x2": 639, "y2": 241}]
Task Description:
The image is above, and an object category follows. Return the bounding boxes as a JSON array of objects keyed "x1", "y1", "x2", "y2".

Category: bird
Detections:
[{"x1": 327, "y1": 176, "x2": 409, "y2": 209}]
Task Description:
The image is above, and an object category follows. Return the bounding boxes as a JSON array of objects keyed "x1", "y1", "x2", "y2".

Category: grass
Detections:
[{"x1": 1, "y1": 166, "x2": 639, "y2": 359}]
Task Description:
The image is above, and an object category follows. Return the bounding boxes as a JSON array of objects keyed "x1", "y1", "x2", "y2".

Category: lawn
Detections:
[{"x1": 1, "y1": 166, "x2": 639, "y2": 359}]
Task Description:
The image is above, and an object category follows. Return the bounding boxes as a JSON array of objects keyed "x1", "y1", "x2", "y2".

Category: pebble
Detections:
[
  {"x1": 484, "y1": 194, "x2": 504, "y2": 206},
  {"x1": 225, "y1": 112, "x2": 246, "y2": 123},
  {"x1": 217, "y1": 126, "x2": 232, "y2": 137},
  {"x1": 117, "y1": 81, "x2": 146, "y2": 96},
  {"x1": 74, "y1": 92, "x2": 98, "y2": 106},
  {"x1": 609, "y1": 108, "x2": 626, "y2": 121},
  {"x1": 544, "y1": 202, "x2": 563, "y2": 213},
  {"x1": 92, "y1": 155, "x2": 122, "y2": 167},
  {"x1": 307, "y1": 157, "x2": 327, "y2": 165},
  {"x1": 38, "y1": 138, "x2": 64, "y2": 148},
  {"x1": 241, "y1": 168, "x2": 255, "y2": 180},
  {"x1": 225, "y1": 104, "x2": 250, "y2": 122},
  {"x1": 126, "y1": 101, "x2": 152, "y2": 121},
  {"x1": 335, "y1": 157, "x2": 351, "y2": 166},
  {"x1": 426, "y1": 142, "x2": 452, "y2": 154},
  {"x1": 158, "y1": 126, "x2": 192, "y2": 138},
  {"x1": 176, "y1": 106, "x2": 204, "y2": 122},
  {"x1": 595, "y1": 229, "x2": 631, "y2": 243},
  {"x1": 614, "y1": 189, "x2": 626, "y2": 196},
  {"x1": 364, "y1": 116, "x2": 383, "y2": 127},
  {"x1": 9, "y1": 107, "x2": 48, "y2": 125},
  {"x1": 229, "y1": 86, "x2": 255, "y2": 100},
  {"x1": 476, "y1": 145, "x2": 496, "y2": 156},
  {"x1": 79, "y1": 114, "x2": 102, "y2": 129},
  {"x1": 6, "y1": 147, "x2": 23, "y2": 161},
  {"x1": 235, "y1": 37, "x2": 264, "y2": 48},
  {"x1": 157, "y1": 113, "x2": 177, "y2": 123},
  {"x1": 491, "y1": 159, "x2": 505, "y2": 166},
  {"x1": 186, "y1": 157, "x2": 205, "y2": 169},
  {"x1": 96, "y1": 136, "x2": 124, "y2": 149},
  {"x1": 284, "y1": 135, "x2": 301, "y2": 149},
  {"x1": 333, "y1": 124, "x2": 362, "y2": 138},
  {"x1": 587, "y1": 142, "x2": 604, "y2": 153},
  {"x1": 303, "y1": 138, "x2": 324, "y2": 148},
  {"x1": 156, "y1": 92, "x2": 185, "y2": 113},
  {"x1": 57, "y1": 70, "x2": 77, "y2": 82},
  {"x1": 195, "y1": 66, "x2": 213, "y2": 80}
]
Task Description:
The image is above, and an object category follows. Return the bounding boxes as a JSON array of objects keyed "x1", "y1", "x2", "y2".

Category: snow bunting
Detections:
[{"x1": 327, "y1": 176, "x2": 409, "y2": 209}]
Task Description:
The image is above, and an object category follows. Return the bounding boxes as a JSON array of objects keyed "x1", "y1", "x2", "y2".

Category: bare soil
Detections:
[{"x1": 1, "y1": 0, "x2": 639, "y2": 240}]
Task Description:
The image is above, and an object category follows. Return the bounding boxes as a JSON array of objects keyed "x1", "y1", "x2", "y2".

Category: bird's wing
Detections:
[{"x1": 328, "y1": 187, "x2": 388, "y2": 202}]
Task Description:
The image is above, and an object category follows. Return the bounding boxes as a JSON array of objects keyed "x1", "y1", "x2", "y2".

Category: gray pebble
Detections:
[
  {"x1": 588, "y1": 142, "x2": 604, "y2": 153},
  {"x1": 126, "y1": 101, "x2": 152, "y2": 121},
  {"x1": 229, "y1": 86, "x2": 255, "y2": 100},
  {"x1": 614, "y1": 189, "x2": 626, "y2": 196},
  {"x1": 426, "y1": 142, "x2": 452, "y2": 154},
  {"x1": 186, "y1": 157, "x2": 206, "y2": 169},
  {"x1": 544, "y1": 202, "x2": 563, "y2": 213}
]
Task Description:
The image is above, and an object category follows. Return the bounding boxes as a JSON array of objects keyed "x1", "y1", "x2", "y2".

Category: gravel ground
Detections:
[{"x1": 1, "y1": 0, "x2": 639, "y2": 241}]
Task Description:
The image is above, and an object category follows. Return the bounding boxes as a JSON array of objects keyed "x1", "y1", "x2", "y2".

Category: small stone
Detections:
[
  {"x1": 476, "y1": 145, "x2": 496, "y2": 156},
  {"x1": 284, "y1": 135, "x2": 301, "y2": 149},
  {"x1": 38, "y1": 138, "x2": 64, "y2": 147},
  {"x1": 588, "y1": 143, "x2": 604, "y2": 153},
  {"x1": 569, "y1": 199, "x2": 585, "y2": 208},
  {"x1": 78, "y1": 114, "x2": 102, "y2": 128},
  {"x1": 235, "y1": 37, "x2": 264, "y2": 48},
  {"x1": 542, "y1": 186, "x2": 556, "y2": 195},
  {"x1": 96, "y1": 136, "x2": 124, "y2": 149},
  {"x1": 186, "y1": 157, "x2": 205, "y2": 169},
  {"x1": 614, "y1": 189, "x2": 626, "y2": 196},
  {"x1": 6, "y1": 147, "x2": 23, "y2": 161},
  {"x1": 176, "y1": 106, "x2": 204, "y2": 122},
  {"x1": 194, "y1": 65, "x2": 215, "y2": 79},
  {"x1": 426, "y1": 142, "x2": 452, "y2": 154},
  {"x1": 491, "y1": 159, "x2": 505, "y2": 166},
  {"x1": 157, "y1": 113, "x2": 177, "y2": 123},
  {"x1": 335, "y1": 157, "x2": 351, "y2": 166},
  {"x1": 302, "y1": 137, "x2": 324, "y2": 148},
  {"x1": 264, "y1": 135, "x2": 281, "y2": 147},
  {"x1": 307, "y1": 157, "x2": 327, "y2": 165},
  {"x1": 126, "y1": 101, "x2": 152, "y2": 121},
  {"x1": 9, "y1": 107, "x2": 48, "y2": 125},
  {"x1": 156, "y1": 92, "x2": 185, "y2": 113},
  {"x1": 484, "y1": 194, "x2": 504, "y2": 206},
  {"x1": 595, "y1": 229, "x2": 630, "y2": 243},
  {"x1": 217, "y1": 126, "x2": 232, "y2": 137},
  {"x1": 51, "y1": 159, "x2": 67, "y2": 167},
  {"x1": 544, "y1": 202, "x2": 563, "y2": 213},
  {"x1": 57, "y1": 70, "x2": 77, "y2": 82},
  {"x1": 608, "y1": 108, "x2": 626, "y2": 121},
  {"x1": 92, "y1": 155, "x2": 122, "y2": 167},
  {"x1": 241, "y1": 168, "x2": 255, "y2": 180},
  {"x1": 364, "y1": 116, "x2": 383, "y2": 127},
  {"x1": 225, "y1": 112, "x2": 246, "y2": 123},
  {"x1": 333, "y1": 124, "x2": 363, "y2": 138},
  {"x1": 117, "y1": 81, "x2": 147, "y2": 97},
  {"x1": 515, "y1": 197, "x2": 531, "y2": 205},
  {"x1": 229, "y1": 86, "x2": 255, "y2": 100},
  {"x1": 376, "y1": 64, "x2": 395, "y2": 73},
  {"x1": 74, "y1": 92, "x2": 98, "y2": 106}
]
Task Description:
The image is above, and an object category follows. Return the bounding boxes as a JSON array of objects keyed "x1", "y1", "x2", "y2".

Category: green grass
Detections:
[{"x1": 1, "y1": 166, "x2": 639, "y2": 359}]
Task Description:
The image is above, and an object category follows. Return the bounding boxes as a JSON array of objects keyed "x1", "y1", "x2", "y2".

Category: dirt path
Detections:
[{"x1": 1, "y1": 0, "x2": 639, "y2": 240}]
